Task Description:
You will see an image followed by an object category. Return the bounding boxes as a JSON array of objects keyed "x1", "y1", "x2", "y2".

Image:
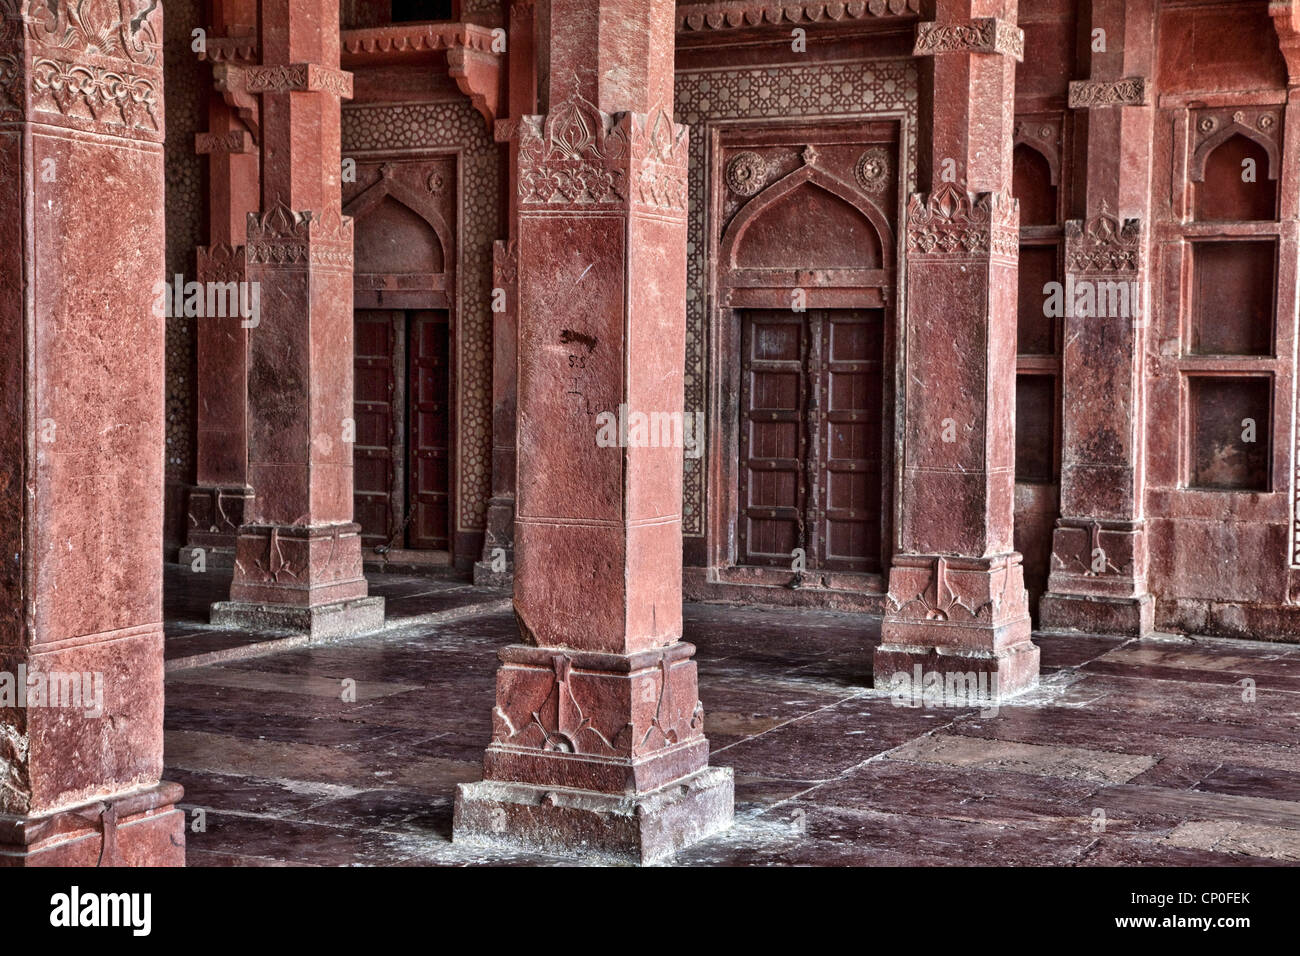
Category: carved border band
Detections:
[
  {"x1": 677, "y1": 0, "x2": 921, "y2": 33},
  {"x1": 906, "y1": 183, "x2": 1019, "y2": 261},
  {"x1": 244, "y1": 63, "x2": 353, "y2": 100},
  {"x1": 1068, "y1": 77, "x2": 1149, "y2": 109},
  {"x1": 1064, "y1": 206, "x2": 1143, "y2": 275},
  {"x1": 914, "y1": 18, "x2": 1024, "y2": 62}
]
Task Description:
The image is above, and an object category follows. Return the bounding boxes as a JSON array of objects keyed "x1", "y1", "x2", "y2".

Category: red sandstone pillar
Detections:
[
  {"x1": 182, "y1": 1, "x2": 261, "y2": 568},
  {"x1": 1039, "y1": 0, "x2": 1157, "y2": 636},
  {"x1": 877, "y1": 0, "x2": 1040, "y2": 696},
  {"x1": 473, "y1": 0, "x2": 537, "y2": 587},
  {"x1": 454, "y1": 0, "x2": 733, "y2": 862},
  {"x1": 0, "y1": 1, "x2": 184, "y2": 864},
  {"x1": 210, "y1": 0, "x2": 384, "y2": 637}
]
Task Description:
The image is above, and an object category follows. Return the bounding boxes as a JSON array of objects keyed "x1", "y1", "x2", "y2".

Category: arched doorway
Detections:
[
  {"x1": 344, "y1": 160, "x2": 458, "y2": 564},
  {"x1": 707, "y1": 123, "x2": 900, "y2": 600}
]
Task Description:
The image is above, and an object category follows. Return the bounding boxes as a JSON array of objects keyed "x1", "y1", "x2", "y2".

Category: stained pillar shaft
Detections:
[
  {"x1": 211, "y1": 0, "x2": 384, "y2": 637},
  {"x1": 0, "y1": 1, "x2": 183, "y2": 865},
  {"x1": 183, "y1": 1, "x2": 261, "y2": 567},
  {"x1": 878, "y1": 0, "x2": 1041, "y2": 696},
  {"x1": 474, "y1": 0, "x2": 537, "y2": 587},
  {"x1": 1040, "y1": 0, "x2": 1157, "y2": 636},
  {"x1": 454, "y1": 0, "x2": 733, "y2": 862}
]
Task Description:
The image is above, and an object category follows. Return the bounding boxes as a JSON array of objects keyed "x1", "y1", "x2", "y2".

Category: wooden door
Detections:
[
  {"x1": 738, "y1": 309, "x2": 883, "y2": 573},
  {"x1": 353, "y1": 311, "x2": 400, "y2": 547},
  {"x1": 815, "y1": 311, "x2": 883, "y2": 572},
  {"x1": 738, "y1": 311, "x2": 807, "y2": 565},
  {"x1": 406, "y1": 310, "x2": 451, "y2": 550}
]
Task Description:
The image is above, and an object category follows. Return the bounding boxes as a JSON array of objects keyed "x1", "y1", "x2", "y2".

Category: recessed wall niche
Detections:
[
  {"x1": 1187, "y1": 376, "x2": 1272, "y2": 491},
  {"x1": 1188, "y1": 240, "x2": 1276, "y2": 356}
]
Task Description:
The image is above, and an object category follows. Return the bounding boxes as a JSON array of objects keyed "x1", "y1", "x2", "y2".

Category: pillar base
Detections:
[
  {"x1": 472, "y1": 561, "x2": 513, "y2": 588},
  {"x1": 472, "y1": 494, "x2": 516, "y2": 587},
  {"x1": 1038, "y1": 591, "x2": 1154, "y2": 637},
  {"x1": 453, "y1": 766, "x2": 733, "y2": 864},
  {"x1": 182, "y1": 485, "x2": 254, "y2": 563},
  {"x1": 879, "y1": 553, "x2": 1040, "y2": 695},
  {"x1": 211, "y1": 596, "x2": 385, "y2": 639},
  {"x1": 178, "y1": 545, "x2": 236, "y2": 569},
  {"x1": 0, "y1": 783, "x2": 185, "y2": 867},
  {"x1": 874, "y1": 641, "x2": 1041, "y2": 699}
]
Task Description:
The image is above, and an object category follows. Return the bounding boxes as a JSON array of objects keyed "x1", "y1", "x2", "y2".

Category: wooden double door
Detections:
[
  {"x1": 353, "y1": 310, "x2": 451, "y2": 552},
  {"x1": 737, "y1": 309, "x2": 885, "y2": 574}
]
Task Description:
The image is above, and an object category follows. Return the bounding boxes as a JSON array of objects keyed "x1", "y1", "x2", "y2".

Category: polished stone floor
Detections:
[{"x1": 164, "y1": 567, "x2": 1300, "y2": 866}]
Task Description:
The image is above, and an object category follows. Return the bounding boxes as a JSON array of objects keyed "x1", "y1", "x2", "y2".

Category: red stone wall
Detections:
[{"x1": 1147, "y1": 0, "x2": 1295, "y2": 638}]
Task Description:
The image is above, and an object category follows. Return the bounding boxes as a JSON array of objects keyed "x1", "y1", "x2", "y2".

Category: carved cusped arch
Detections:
[
  {"x1": 344, "y1": 169, "x2": 456, "y2": 276},
  {"x1": 719, "y1": 163, "x2": 895, "y2": 277},
  {"x1": 1191, "y1": 122, "x2": 1279, "y2": 183}
]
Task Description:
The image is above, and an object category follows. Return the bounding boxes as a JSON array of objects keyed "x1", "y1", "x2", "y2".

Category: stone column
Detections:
[
  {"x1": 181, "y1": 1, "x2": 261, "y2": 568},
  {"x1": 0, "y1": 1, "x2": 183, "y2": 864},
  {"x1": 210, "y1": 0, "x2": 384, "y2": 637},
  {"x1": 1039, "y1": 0, "x2": 1157, "y2": 637},
  {"x1": 454, "y1": 0, "x2": 733, "y2": 862},
  {"x1": 474, "y1": 0, "x2": 537, "y2": 587},
  {"x1": 878, "y1": 0, "x2": 1040, "y2": 697}
]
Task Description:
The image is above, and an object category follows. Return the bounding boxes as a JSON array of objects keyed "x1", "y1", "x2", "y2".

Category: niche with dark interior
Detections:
[
  {"x1": 1189, "y1": 240, "x2": 1276, "y2": 356},
  {"x1": 1012, "y1": 144, "x2": 1057, "y2": 228},
  {"x1": 1195, "y1": 134, "x2": 1277, "y2": 222},
  {"x1": 1187, "y1": 376, "x2": 1271, "y2": 491},
  {"x1": 1017, "y1": 244, "x2": 1057, "y2": 355},
  {"x1": 1014, "y1": 374, "x2": 1057, "y2": 484},
  {"x1": 392, "y1": 0, "x2": 455, "y2": 20},
  {"x1": 343, "y1": 0, "x2": 455, "y2": 26}
]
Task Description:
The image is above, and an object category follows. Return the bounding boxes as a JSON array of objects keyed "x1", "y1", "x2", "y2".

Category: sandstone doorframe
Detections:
[{"x1": 705, "y1": 119, "x2": 903, "y2": 600}]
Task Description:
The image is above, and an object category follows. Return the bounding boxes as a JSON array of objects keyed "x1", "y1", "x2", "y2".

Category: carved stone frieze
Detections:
[
  {"x1": 17, "y1": 0, "x2": 161, "y2": 65},
  {"x1": 1067, "y1": 77, "x2": 1148, "y2": 109},
  {"x1": 914, "y1": 17, "x2": 1024, "y2": 62},
  {"x1": 243, "y1": 63, "x2": 352, "y2": 99},
  {"x1": 246, "y1": 201, "x2": 355, "y2": 272},
  {"x1": 677, "y1": 0, "x2": 921, "y2": 33},
  {"x1": 906, "y1": 184, "x2": 1019, "y2": 260},
  {"x1": 1064, "y1": 204, "x2": 1143, "y2": 275},
  {"x1": 28, "y1": 56, "x2": 159, "y2": 134}
]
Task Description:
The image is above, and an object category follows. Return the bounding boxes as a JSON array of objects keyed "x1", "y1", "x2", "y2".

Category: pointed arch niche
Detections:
[
  {"x1": 346, "y1": 161, "x2": 456, "y2": 309},
  {"x1": 707, "y1": 121, "x2": 903, "y2": 603}
]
